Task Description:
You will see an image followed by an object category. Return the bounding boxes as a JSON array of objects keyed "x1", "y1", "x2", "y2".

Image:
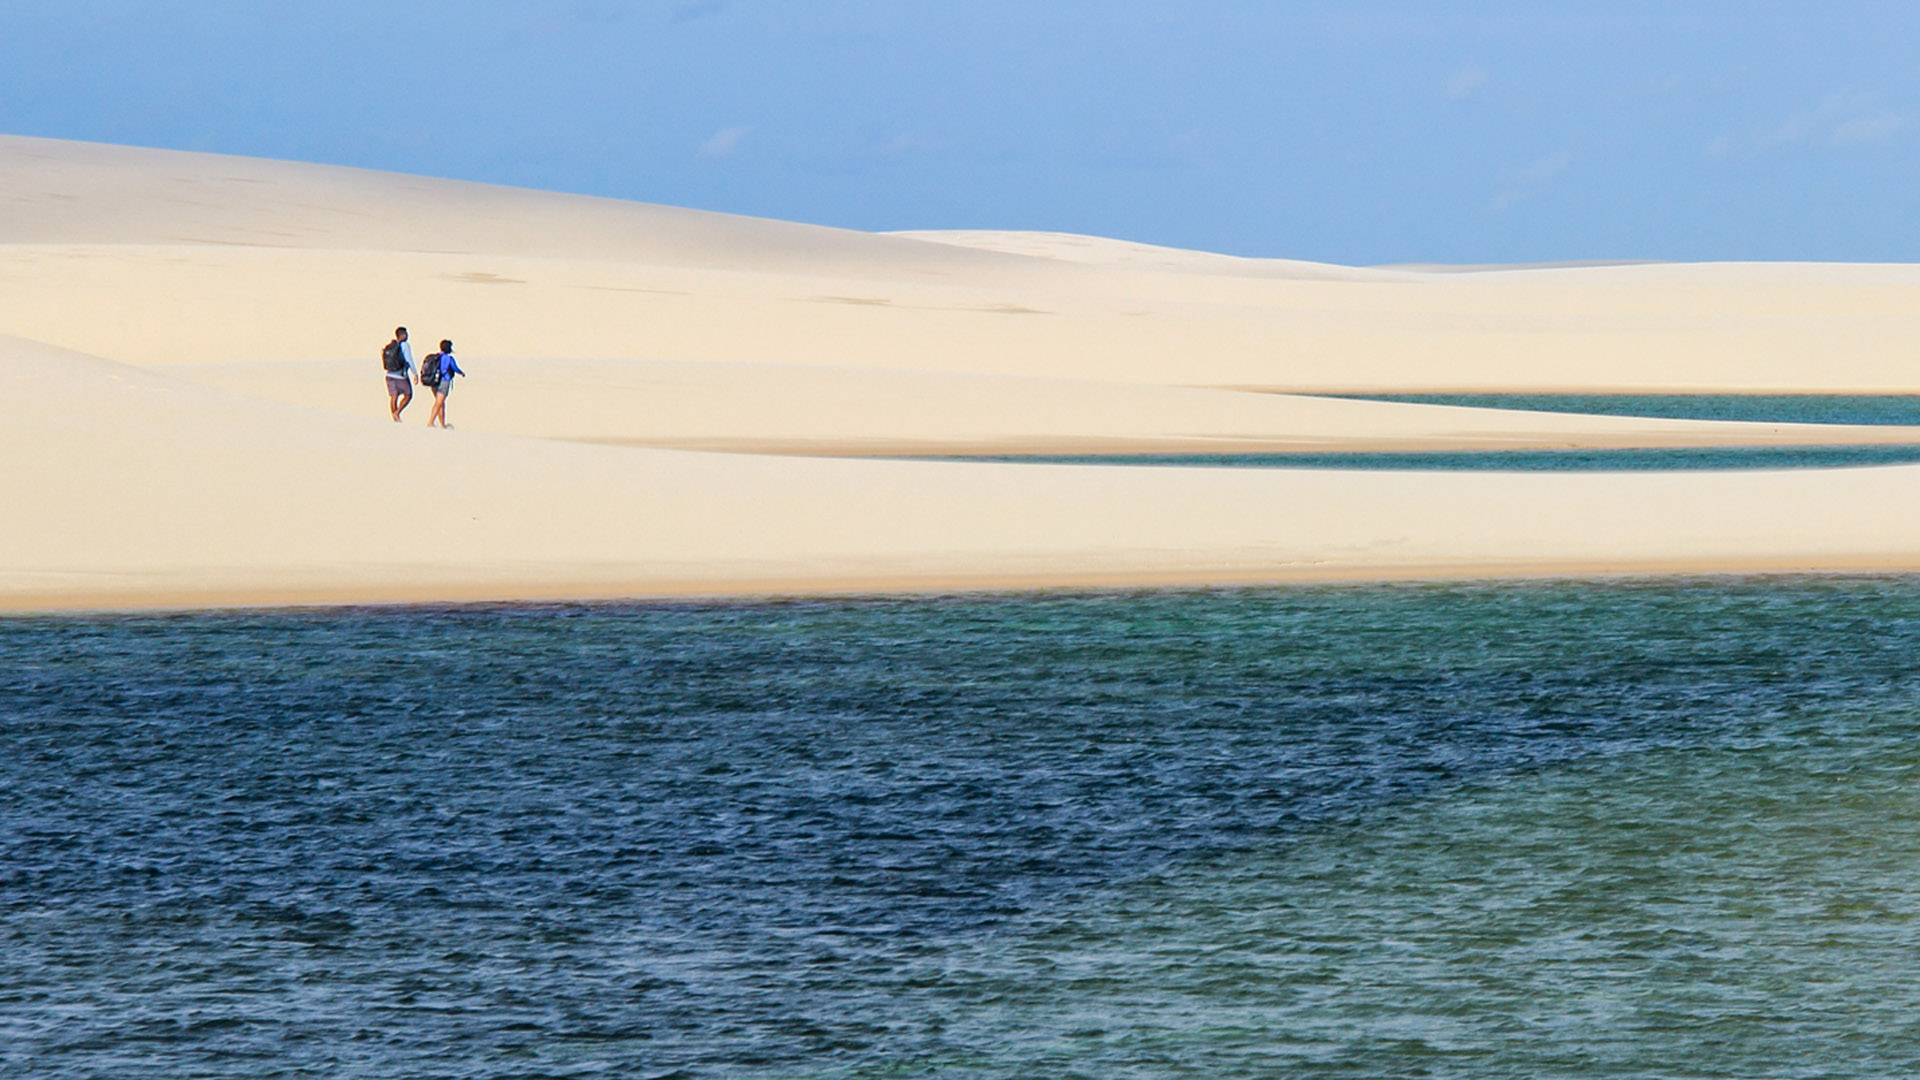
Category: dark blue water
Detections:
[
  {"x1": 948, "y1": 445, "x2": 1920, "y2": 470},
  {"x1": 929, "y1": 397, "x2": 1920, "y2": 470},
  {"x1": 8, "y1": 581, "x2": 1920, "y2": 1077},
  {"x1": 1325, "y1": 393, "x2": 1920, "y2": 426}
]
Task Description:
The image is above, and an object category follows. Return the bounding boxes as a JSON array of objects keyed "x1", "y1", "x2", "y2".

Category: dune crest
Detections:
[{"x1": 887, "y1": 229, "x2": 1416, "y2": 282}]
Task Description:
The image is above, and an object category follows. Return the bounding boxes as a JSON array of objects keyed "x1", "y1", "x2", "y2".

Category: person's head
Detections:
[
  {"x1": 395, "y1": 327, "x2": 408, "y2": 341},
  {"x1": 440, "y1": 339, "x2": 453, "y2": 353}
]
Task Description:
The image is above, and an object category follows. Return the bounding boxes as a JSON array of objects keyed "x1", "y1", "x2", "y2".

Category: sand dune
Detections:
[
  {"x1": 0, "y1": 135, "x2": 1031, "y2": 277},
  {"x1": 11, "y1": 334, "x2": 1920, "y2": 612},
  {"x1": 7, "y1": 135, "x2": 1920, "y2": 611},
  {"x1": 888, "y1": 229, "x2": 1416, "y2": 282},
  {"x1": 176, "y1": 356, "x2": 1920, "y2": 456},
  {"x1": 7, "y1": 136, "x2": 1920, "y2": 391},
  {"x1": 6, "y1": 238, "x2": 1920, "y2": 392}
]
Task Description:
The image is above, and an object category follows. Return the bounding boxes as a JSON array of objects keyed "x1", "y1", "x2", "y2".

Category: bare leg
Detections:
[
  {"x1": 429, "y1": 391, "x2": 448, "y2": 428},
  {"x1": 394, "y1": 389, "x2": 413, "y2": 421}
]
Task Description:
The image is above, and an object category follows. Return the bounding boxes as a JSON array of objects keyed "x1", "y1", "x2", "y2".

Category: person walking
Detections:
[
  {"x1": 425, "y1": 339, "x2": 465, "y2": 429},
  {"x1": 382, "y1": 327, "x2": 416, "y2": 421}
]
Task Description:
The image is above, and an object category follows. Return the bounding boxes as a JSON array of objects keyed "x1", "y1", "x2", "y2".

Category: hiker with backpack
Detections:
[
  {"x1": 423, "y1": 339, "x2": 465, "y2": 429},
  {"x1": 381, "y1": 327, "x2": 415, "y2": 421}
]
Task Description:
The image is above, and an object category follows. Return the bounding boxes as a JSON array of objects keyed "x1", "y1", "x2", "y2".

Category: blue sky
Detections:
[{"x1": 4, "y1": 1, "x2": 1919, "y2": 264}]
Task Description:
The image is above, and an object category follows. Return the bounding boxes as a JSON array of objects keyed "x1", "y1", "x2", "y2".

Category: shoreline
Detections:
[
  {"x1": 9, "y1": 556, "x2": 1920, "y2": 617},
  {"x1": 567, "y1": 431, "x2": 1920, "y2": 457}
]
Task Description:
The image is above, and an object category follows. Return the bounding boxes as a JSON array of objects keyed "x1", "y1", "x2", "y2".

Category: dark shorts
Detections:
[{"x1": 387, "y1": 374, "x2": 411, "y2": 395}]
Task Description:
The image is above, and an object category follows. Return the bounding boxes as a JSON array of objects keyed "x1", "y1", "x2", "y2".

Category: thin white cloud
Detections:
[
  {"x1": 1756, "y1": 105, "x2": 1825, "y2": 147},
  {"x1": 1490, "y1": 150, "x2": 1573, "y2": 210},
  {"x1": 1834, "y1": 112, "x2": 1903, "y2": 146},
  {"x1": 1748, "y1": 90, "x2": 1905, "y2": 150},
  {"x1": 1444, "y1": 67, "x2": 1488, "y2": 100},
  {"x1": 699, "y1": 125, "x2": 752, "y2": 158},
  {"x1": 1516, "y1": 150, "x2": 1572, "y2": 185}
]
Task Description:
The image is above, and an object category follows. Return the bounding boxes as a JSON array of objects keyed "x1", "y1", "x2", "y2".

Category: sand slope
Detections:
[
  {"x1": 7, "y1": 135, "x2": 1920, "y2": 611},
  {"x1": 176, "y1": 357, "x2": 1920, "y2": 456},
  {"x1": 12, "y1": 334, "x2": 1920, "y2": 611},
  {"x1": 6, "y1": 135, "x2": 1920, "y2": 390}
]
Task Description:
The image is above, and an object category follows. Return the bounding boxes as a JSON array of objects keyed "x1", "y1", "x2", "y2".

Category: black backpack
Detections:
[
  {"x1": 420, "y1": 352, "x2": 443, "y2": 388},
  {"x1": 382, "y1": 340, "x2": 406, "y2": 373}
]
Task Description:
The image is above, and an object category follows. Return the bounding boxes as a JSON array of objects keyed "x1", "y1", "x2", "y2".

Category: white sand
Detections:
[
  {"x1": 174, "y1": 357, "x2": 1920, "y2": 456},
  {"x1": 7, "y1": 135, "x2": 1920, "y2": 611}
]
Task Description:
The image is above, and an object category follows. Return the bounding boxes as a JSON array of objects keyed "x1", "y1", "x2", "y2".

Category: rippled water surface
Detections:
[
  {"x1": 7, "y1": 581, "x2": 1920, "y2": 1077},
  {"x1": 933, "y1": 395, "x2": 1920, "y2": 470},
  {"x1": 1325, "y1": 393, "x2": 1920, "y2": 426},
  {"x1": 952, "y1": 445, "x2": 1920, "y2": 470}
]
